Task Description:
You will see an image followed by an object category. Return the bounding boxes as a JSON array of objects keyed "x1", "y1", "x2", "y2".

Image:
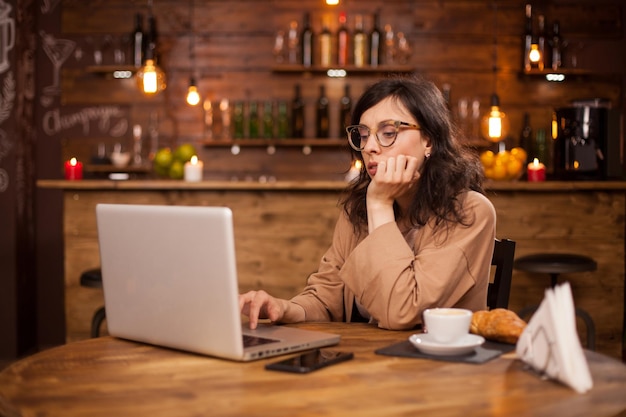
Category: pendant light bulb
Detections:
[
  {"x1": 326, "y1": 0, "x2": 339, "y2": 4},
  {"x1": 136, "y1": 58, "x2": 166, "y2": 95},
  {"x1": 481, "y1": 94, "x2": 510, "y2": 143},
  {"x1": 186, "y1": 77, "x2": 201, "y2": 106},
  {"x1": 529, "y1": 43, "x2": 541, "y2": 64}
]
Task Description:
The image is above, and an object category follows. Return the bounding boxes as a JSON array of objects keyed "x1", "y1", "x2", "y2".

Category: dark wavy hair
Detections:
[{"x1": 340, "y1": 75, "x2": 485, "y2": 233}]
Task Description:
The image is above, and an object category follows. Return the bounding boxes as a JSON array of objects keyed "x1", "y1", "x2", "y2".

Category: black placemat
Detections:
[{"x1": 375, "y1": 339, "x2": 516, "y2": 364}]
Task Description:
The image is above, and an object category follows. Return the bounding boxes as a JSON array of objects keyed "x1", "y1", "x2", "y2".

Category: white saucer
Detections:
[{"x1": 409, "y1": 333, "x2": 485, "y2": 356}]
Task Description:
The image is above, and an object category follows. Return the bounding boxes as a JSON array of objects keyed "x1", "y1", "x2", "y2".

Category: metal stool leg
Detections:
[
  {"x1": 91, "y1": 306, "x2": 106, "y2": 338},
  {"x1": 518, "y1": 305, "x2": 595, "y2": 351},
  {"x1": 575, "y1": 307, "x2": 596, "y2": 351}
]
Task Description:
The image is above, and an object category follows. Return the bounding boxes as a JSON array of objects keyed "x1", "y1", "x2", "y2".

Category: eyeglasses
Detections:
[{"x1": 346, "y1": 120, "x2": 421, "y2": 151}]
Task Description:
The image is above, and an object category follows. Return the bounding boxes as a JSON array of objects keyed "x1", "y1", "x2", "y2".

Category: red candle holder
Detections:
[
  {"x1": 527, "y1": 158, "x2": 546, "y2": 182},
  {"x1": 64, "y1": 157, "x2": 83, "y2": 180}
]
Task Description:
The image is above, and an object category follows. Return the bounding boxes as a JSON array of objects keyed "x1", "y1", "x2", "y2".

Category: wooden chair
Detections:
[{"x1": 487, "y1": 238, "x2": 516, "y2": 310}]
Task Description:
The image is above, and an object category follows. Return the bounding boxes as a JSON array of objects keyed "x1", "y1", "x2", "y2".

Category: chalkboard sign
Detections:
[{"x1": 41, "y1": 104, "x2": 131, "y2": 138}]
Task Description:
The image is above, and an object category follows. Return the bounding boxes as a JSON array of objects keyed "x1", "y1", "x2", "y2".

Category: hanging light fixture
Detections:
[
  {"x1": 186, "y1": 0, "x2": 201, "y2": 106},
  {"x1": 136, "y1": 6, "x2": 166, "y2": 95},
  {"x1": 136, "y1": 55, "x2": 166, "y2": 95},
  {"x1": 326, "y1": 0, "x2": 339, "y2": 5},
  {"x1": 186, "y1": 77, "x2": 201, "y2": 106},
  {"x1": 481, "y1": 0, "x2": 509, "y2": 143}
]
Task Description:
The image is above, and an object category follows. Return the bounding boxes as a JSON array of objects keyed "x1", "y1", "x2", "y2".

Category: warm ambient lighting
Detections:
[
  {"x1": 135, "y1": 59, "x2": 166, "y2": 95},
  {"x1": 529, "y1": 44, "x2": 541, "y2": 63},
  {"x1": 481, "y1": 94, "x2": 510, "y2": 142},
  {"x1": 326, "y1": 0, "x2": 339, "y2": 4},
  {"x1": 186, "y1": 78, "x2": 201, "y2": 106}
]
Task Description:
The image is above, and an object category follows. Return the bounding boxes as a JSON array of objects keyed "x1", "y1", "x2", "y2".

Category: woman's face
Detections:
[{"x1": 359, "y1": 97, "x2": 432, "y2": 178}]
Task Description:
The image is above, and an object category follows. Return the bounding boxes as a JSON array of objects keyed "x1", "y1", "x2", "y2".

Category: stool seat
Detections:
[
  {"x1": 80, "y1": 268, "x2": 103, "y2": 288},
  {"x1": 514, "y1": 252, "x2": 597, "y2": 350},
  {"x1": 80, "y1": 268, "x2": 106, "y2": 338},
  {"x1": 514, "y1": 253, "x2": 597, "y2": 277}
]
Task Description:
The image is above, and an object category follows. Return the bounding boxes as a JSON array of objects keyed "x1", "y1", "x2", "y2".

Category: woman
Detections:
[{"x1": 240, "y1": 75, "x2": 496, "y2": 330}]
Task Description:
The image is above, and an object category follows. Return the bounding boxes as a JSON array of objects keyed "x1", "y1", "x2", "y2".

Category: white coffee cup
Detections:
[{"x1": 423, "y1": 308, "x2": 472, "y2": 344}]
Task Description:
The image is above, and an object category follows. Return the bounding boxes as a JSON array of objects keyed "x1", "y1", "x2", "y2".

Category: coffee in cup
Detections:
[{"x1": 423, "y1": 308, "x2": 472, "y2": 344}]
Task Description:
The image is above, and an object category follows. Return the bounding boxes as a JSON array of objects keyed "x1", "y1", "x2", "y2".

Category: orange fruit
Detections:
[
  {"x1": 506, "y1": 158, "x2": 523, "y2": 179},
  {"x1": 491, "y1": 161, "x2": 508, "y2": 181},
  {"x1": 495, "y1": 150, "x2": 510, "y2": 166},
  {"x1": 510, "y1": 147, "x2": 528, "y2": 164},
  {"x1": 480, "y1": 150, "x2": 496, "y2": 168}
]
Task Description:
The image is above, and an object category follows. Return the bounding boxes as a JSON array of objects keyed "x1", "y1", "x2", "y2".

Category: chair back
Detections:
[{"x1": 487, "y1": 238, "x2": 516, "y2": 310}]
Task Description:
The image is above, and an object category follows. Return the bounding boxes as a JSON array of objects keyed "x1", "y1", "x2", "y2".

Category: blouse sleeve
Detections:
[{"x1": 288, "y1": 212, "x2": 360, "y2": 323}]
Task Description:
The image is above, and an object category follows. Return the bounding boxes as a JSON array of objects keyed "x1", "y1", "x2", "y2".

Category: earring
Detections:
[{"x1": 425, "y1": 152, "x2": 431, "y2": 159}]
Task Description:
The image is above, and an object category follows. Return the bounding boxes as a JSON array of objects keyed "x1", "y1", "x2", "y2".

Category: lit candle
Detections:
[
  {"x1": 527, "y1": 158, "x2": 546, "y2": 182},
  {"x1": 345, "y1": 159, "x2": 362, "y2": 182},
  {"x1": 184, "y1": 155, "x2": 204, "y2": 182},
  {"x1": 64, "y1": 157, "x2": 83, "y2": 180}
]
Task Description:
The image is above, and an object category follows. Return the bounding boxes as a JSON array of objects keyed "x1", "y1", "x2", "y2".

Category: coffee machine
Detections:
[{"x1": 553, "y1": 99, "x2": 622, "y2": 180}]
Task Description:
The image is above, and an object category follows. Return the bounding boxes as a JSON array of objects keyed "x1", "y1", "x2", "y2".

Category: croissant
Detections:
[{"x1": 470, "y1": 308, "x2": 527, "y2": 344}]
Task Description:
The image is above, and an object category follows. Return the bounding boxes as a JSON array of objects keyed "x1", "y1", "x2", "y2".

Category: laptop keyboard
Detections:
[{"x1": 243, "y1": 334, "x2": 279, "y2": 347}]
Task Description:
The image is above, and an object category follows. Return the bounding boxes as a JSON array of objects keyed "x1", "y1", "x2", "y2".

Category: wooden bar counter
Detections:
[
  {"x1": 1, "y1": 323, "x2": 626, "y2": 417},
  {"x1": 37, "y1": 179, "x2": 626, "y2": 360}
]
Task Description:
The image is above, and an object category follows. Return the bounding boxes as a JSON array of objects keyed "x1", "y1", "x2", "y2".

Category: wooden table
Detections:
[{"x1": 2, "y1": 323, "x2": 626, "y2": 417}]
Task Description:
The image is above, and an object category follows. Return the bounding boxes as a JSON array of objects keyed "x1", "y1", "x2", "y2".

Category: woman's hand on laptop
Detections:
[{"x1": 239, "y1": 290, "x2": 305, "y2": 329}]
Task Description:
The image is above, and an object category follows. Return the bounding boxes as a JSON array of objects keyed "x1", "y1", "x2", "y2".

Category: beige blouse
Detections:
[{"x1": 288, "y1": 191, "x2": 497, "y2": 330}]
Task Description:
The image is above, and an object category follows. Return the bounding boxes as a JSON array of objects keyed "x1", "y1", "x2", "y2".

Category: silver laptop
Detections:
[{"x1": 95, "y1": 203, "x2": 340, "y2": 361}]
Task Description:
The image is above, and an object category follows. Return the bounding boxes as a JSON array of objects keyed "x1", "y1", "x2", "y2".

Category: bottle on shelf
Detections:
[
  {"x1": 287, "y1": 20, "x2": 299, "y2": 64},
  {"x1": 353, "y1": 14, "x2": 367, "y2": 68},
  {"x1": 384, "y1": 24, "x2": 395, "y2": 65},
  {"x1": 145, "y1": 14, "x2": 158, "y2": 63},
  {"x1": 301, "y1": 12, "x2": 314, "y2": 67},
  {"x1": 248, "y1": 101, "x2": 260, "y2": 139},
  {"x1": 131, "y1": 13, "x2": 145, "y2": 68},
  {"x1": 233, "y1": 101, "x2": 245, "y2": 139},
  {"x1": 533, "y1": 128, "x2": 548, "y2": 168},
  {"x1": 550, "y1": 21, "x2": 563, "y2": 70},
  {"x1": 291, "y1": 84, "x2": 305, "y2": 138},
  {"x1": 536, "y1": 15, "x2": 546, "y2": 71},
  {"x1": 519, "y1": 112, "x2": 533, "y2": 164},
  {"x1": 316, "y1": 85, "x2": 330, "y2": 138},
  {"x1": 263, "y1": 101, "x2": 274, "y2": 139},
  {"x1": 319, "y1": 15, "x2": 333, "y2": 67},
  {"x1": 339, "y1": 84, "x2": 352, "y2": 139},
  {"x1": 337, "y1": 11, "x2": 349, "y2": 67},
  {"x1": 276, "y1": 101, "x2": 289, "y2": 139},
  {"x1": 523, "y1": 4, "x2": 533, "y2": 72},
  {"x1": 369, "y1": 11, "x2": 382, "y2": 67}
]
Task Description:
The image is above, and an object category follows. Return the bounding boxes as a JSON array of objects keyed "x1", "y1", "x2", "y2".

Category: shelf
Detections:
[
  {"x1": 202, "y1": 139, "x2": 350, "y2": 156},
  {"x1": 85, "y1": 164, "x2": 151, "y2": 173},
  {"x1": 521, "y1": 68, "x2": 591, "y2": 81},
  {"x1": 202, "y1": 139, "x2": 347, "y2": 147},
  {"x1": 84, "y1": 65, "x2": 137, "y2": 78},
  {"x1": 271, "y1": 64, "x2": 415, "y2": 76}
]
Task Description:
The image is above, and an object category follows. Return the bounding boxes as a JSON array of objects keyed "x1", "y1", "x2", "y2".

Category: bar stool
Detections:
[
  {"x1": 514, "y1": 253, "x2": 597, "y2": 350},
  {"x1": 80, "y1": 268, "x2": 106, "y2": 338}
]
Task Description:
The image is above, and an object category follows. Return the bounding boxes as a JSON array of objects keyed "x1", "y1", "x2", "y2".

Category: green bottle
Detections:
[
  {"x1": 277, "y1": 101, "x2": 289, "y2": 139},
  {"x1": 233, "y1": 101, "x2": 244, "y2": 139},
  {"x1": 263, "y1": 101, "x2": 274, "y2": 139},
  {"x1": 248, "y1": 101, "x2": 259, "y2": 139}
]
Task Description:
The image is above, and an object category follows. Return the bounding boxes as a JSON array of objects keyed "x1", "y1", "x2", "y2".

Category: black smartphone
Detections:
[{"x1": 265, "y1": 349, "x2": 354, "y2": 374}]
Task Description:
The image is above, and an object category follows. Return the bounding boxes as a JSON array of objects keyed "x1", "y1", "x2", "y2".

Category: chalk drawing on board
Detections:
[{"x1": 40, "y1": 31, "x2": 75, "y2": 95}]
